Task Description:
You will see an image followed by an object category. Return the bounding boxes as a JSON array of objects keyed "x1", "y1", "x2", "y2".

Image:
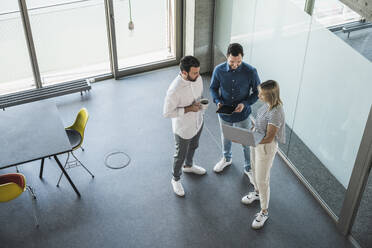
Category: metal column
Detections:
[
  {"x1": 338, "y1": 105, "x2": 372, "y2": 235},
  {"x1": 18, "y1": 0, "x2": 42, "y2": 88},
  {"x1": 104, "y1": 0, "x2": 119, "y2": 79}
]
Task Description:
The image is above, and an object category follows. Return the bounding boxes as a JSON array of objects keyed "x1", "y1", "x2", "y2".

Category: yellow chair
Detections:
[
  {"x1": 57, "y1": 108, "x2": 94, "y2": 187},
  {"x1": 0, "y1": 173, "x2": 39, "y2": 227}
]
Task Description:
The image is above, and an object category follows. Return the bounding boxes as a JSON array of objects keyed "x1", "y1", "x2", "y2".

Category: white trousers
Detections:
[{"x1": 250, "y1": 140, "x2": 278, "y2": 210}]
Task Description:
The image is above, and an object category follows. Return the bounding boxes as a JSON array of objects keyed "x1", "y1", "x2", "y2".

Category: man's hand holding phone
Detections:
[{"x1": 217, "y1": 103, "x2": 244, "y2": 112}]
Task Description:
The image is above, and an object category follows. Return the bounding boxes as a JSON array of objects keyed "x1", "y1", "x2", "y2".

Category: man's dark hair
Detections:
[
  {"x1": 180, "y1": 56, "x2": 200, "y2": 73},
  {"x1": 227, "y1": 43, "x2": 244, "y2": 57}
]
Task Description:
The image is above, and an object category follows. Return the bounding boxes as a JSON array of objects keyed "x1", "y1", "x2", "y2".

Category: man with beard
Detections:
[
  {"x1": 210, "y1": 43, "x2": 260, "y2": 181},
  {"x1": 163, "y1": 56, "x2": 206, "y2": 197}
]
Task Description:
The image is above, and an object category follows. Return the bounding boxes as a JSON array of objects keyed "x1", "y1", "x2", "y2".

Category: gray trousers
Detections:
[{"x1": 173, "y1": 125, "x2": 203, "y2": 181}]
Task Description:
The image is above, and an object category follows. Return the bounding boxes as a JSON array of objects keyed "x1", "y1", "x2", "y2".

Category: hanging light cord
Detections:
[
  {"x1": 128, "y1": 0, "x2": 134, "y2": 30},
  {"x1": 128, "y1": 0, "x2": 132, "y2": 22}
]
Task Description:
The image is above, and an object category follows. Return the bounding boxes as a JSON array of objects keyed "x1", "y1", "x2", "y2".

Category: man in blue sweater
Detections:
[{"x1": 210, "y1": 43, "x2": 260, "y2": 180}]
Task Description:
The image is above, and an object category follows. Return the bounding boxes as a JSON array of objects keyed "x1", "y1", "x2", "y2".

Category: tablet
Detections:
[
  {"x1": 221, "y1": 124, "x2": 264, "y2": 147},
  {"x1": 216, "y1": 105, "x2": 235, "y2": 115}
]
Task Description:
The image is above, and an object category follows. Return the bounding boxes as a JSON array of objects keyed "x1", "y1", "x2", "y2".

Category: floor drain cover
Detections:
[{"x1": 104, "y1": 151, "x2": 131, "y2": 169}]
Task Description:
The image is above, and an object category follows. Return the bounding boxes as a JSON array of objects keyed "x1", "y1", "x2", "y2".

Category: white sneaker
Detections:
[
  {"x1": 213, "y1": 158, "x2": 232, "y2": 173},
  {"x1": 244, "y1": 169, "x2": 254, "y2": 183},
  {"x1": 171, "y1": 178, "x2": 185, "y2": 197},
  {"x1": 241, "y1": 191, "x2": 260, "y2": 205},
  {"x1": 182, "y1": 165, "x2": 206, "y2": 175},
  {"x1": 252, "y1": 211, "x2": 269, "y2": 229}
]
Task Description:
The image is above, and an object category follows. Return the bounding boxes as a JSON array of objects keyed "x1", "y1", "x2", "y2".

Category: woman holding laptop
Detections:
[{"x1": 241, "y1": 80, "x2": 286, "y2": 229}]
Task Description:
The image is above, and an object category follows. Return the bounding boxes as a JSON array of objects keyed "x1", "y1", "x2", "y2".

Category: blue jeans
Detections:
[{"x1": 219, "y1": 116, "x2": 251, "y2": 171}]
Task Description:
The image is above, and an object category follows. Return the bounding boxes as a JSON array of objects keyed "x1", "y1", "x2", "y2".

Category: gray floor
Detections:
[{"x1": 0, "y1": 66, "x2": 353, "y2": 248}]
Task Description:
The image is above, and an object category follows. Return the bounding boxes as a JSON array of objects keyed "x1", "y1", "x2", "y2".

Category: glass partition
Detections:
[
  {"x1": 214, "y1": 0, "x2": 372, "y2": 222},
  {"x1": 288, "y1": 17, "x2": 372, "y2": 215},
  {"x1": 213, "y1": 0, "x2": 233, "y2": 65},
  {"x1": 0, "y1": 2, "x2": 35, "y2": 95},
  {"x1": 290, "y1": 0, "x2": 307, "y2": 10},
  {"x1": 313, "y1": 0, "x2": 360, "y2": 27},
  {"x1": 230, "y1": 0, "x2": 256, "y2": 63},
  {"x1": 242, "y1": 0, "x2": 311, "y2": 155},
  {"x1": 333, "y1": 23, "x2": 372, "y2": 63},
  {"x1": 27, "y1": 0, "x2": 111, "y2": 86},
  {"x1": 1, "y1": 0, "x2": 180, "y2": 95},
  {"x1": 113, "y1": 0, "x2": 176, "y2": 69}
]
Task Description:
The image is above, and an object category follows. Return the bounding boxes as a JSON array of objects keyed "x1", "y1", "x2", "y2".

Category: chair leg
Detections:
[
  {"x1": 39, "y1": 158, "x2": 45, "y2": 179},
  {"x1": 71, "y1": 151, "x2": 94, "y2": 178},
  {"x1": 27, "y1": 185, "x2": 36, "y2": 199},
  {"x1": 26, "y1": 186, "x2": 39, "y2": 228},
  {"x1": 56, "y1": 152, "x2": 70, "y2": 187},
  {"x1": 80, "y1": 146, "x2": 85, "y2": 152},
  {"x1": 16, "y1": 166, "x2": 19, "y2": 173}
]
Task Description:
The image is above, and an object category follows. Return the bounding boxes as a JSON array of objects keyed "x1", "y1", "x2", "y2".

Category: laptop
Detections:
[{"x1": 221, "y1": 124, "x2": 265, "y2": 147}]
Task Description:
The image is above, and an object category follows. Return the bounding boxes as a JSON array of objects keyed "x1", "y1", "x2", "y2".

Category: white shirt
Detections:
[{"x1": 163, "y1": 74, "x2": 204, "y2": 139}]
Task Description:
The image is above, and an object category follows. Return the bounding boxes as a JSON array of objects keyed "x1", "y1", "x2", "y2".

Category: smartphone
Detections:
[{"x1": 216, "y1": 105, "x2": 235, "y2": 115}]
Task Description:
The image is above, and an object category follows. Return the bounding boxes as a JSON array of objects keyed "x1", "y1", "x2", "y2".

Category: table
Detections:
[{"x1": 0, "y1": 100, "x2": 81, "y2": 197}]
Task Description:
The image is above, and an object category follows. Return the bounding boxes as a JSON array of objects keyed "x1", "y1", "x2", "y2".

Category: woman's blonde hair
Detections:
[{"x1": 259, "y1": 80, "x2": 282, "y2": 110}]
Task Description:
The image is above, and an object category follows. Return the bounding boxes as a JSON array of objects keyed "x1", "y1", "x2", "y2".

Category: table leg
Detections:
[
  {"x1": 53, "y1": 155, "x2": 81, "y2": 197},
  {"x1": 39, "y1": 158, "x2": 45, "y2": 178}
]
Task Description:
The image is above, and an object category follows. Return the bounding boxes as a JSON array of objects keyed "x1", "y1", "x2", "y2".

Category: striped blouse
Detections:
[{"x1": 254, "y1": 103, "x2": 286, "y2": 144}]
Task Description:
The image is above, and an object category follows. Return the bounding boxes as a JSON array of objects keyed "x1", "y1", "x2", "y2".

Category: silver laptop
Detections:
[{"x1": 221, "y1": 124, "x2": 264, "y2": 147}]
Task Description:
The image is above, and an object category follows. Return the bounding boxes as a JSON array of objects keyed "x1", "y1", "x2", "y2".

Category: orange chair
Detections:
[{"x1": 0, "y1": 173, "x2": 39, "y2": 227}]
